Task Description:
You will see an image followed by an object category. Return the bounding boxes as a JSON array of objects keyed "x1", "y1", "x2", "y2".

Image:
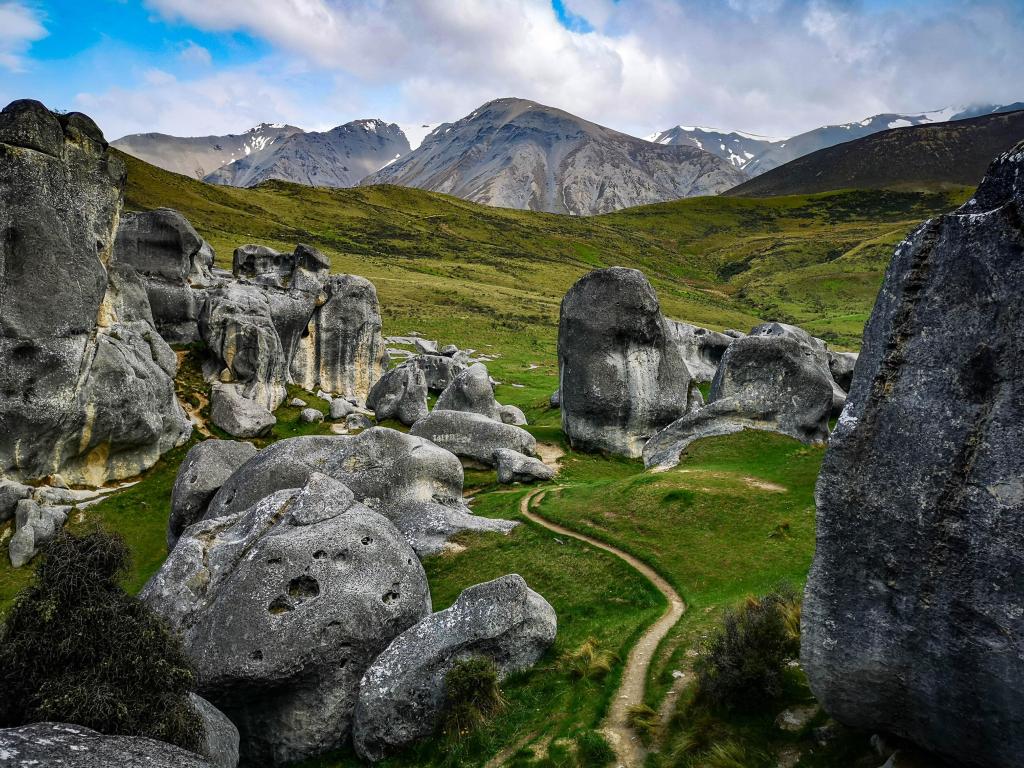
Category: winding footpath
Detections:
[{"x1": 518, "y1": 487, "x2": 687, "y2": 768}]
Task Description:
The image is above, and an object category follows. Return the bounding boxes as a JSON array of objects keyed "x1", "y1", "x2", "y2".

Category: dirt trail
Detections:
[{"x1": 518, "y1": 488, "x2": 686, "y2": 768}]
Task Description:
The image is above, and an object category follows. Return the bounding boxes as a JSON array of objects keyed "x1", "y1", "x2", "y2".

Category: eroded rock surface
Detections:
[
  {"x1": 353, "y1": 574, "x2": 557, "y2": 761},
  {"x1": 143, "y1": 473, "x2": 431, "y2": 766},
  {"x1": 494, "y1": 449, "x2": 555, "y2": 484},
  {"x1": 667, "y1": 320, "x2": 738, "y2": 383},
  {"x1": 558, "y1": 268, "x2": 700, "y2": 457},
  {"x1": 367, "y1": 363, "x2": 429, "y2": 426},
  {"x1": 410, "y1": 410, "x2": 536, "y2": 466},
  {"x1": 802, "y1": 142, "x2": 1024, "y2": 768}
]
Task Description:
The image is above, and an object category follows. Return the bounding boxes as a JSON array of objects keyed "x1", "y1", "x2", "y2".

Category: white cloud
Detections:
[
  {"x1": 0, "y1": 1, "x2": 47, "y2": 72},
  {"x1": 179, "y1": 40, "x2": 212, "y2": 67},
  {"x1": 84, "y1": 0, "x2": 1024, "y2": 139}
]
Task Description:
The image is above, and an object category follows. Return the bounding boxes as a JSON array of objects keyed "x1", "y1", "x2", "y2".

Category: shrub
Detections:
[
  {"x1": 442, "y1": 656, "x2": 507, "y2": 740},
  {"x1": 560, "y1": 636, "x2": 617, "y2": 680},
  {"x1": 575, "y1": 729, "x2": 615, "y2": 766},
  {"x1": 626, "y1": 702, "x2": 661, "y2": 743},
  {"x1": 0, "y1": 531, "x2": 202, "y2": 751},
  {"x1": 694, "y1": 585, "x2": 801, "y2": 712}
]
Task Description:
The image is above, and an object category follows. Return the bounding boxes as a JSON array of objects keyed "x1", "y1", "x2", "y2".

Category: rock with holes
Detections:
[
  {"x1": 0, "y1": 722, "x2": 214, "y2": 767},
  {"x1": 558, "y1": 268, "x2": 702, "y2": 458},
  {"x1": 112, "y1": 208, "x2": 214, "y2": 343},
  {"x1": 828, "y1": 351, "x2": 859, "y2": 393},
  {"x1": 406, "y1": 354, "x2": 467, "y2": 393},
  {"x1": 801, "y1": 143, "x2": 1024, "y2": 768},
  {"x1": 667, "y1": 320, "x2": 738, "y2": 383},
  {"x1": 0, "y1": 99, "x2": 191, "y2": 486},
  {"x1": 290, "y1": 274, "x2": 387, "y2": 403},
  {"x1": 142, "y1": 473, "x2": 431, "y2": 767},
  {"x1": 168, "y1": 439, "x2": 258, "y2": 549},
  {"x1": 232, "y1": 243, "x2": 329, "y2": 290},
  {"x1": 643, "y1": 329, "x2": 834, "y2": 470},
  {"x1": 189, "y1": 693, "x2": 240, "y2": 768},
  {"x1": 203, "y1": 428, "x2": 516, "y2": 556},
  {"x1": 493, "y1": 449, "x2": 555, "y2": 484},
  {"x1": 499, "y1": 404, "x2": 528, "y2": 426},
  {"x1": 353, "y1": 574, "x2": 556, "y2": 761},
  {"x1": 209, "y1": 384, "x2": 276, "y2": 439},
  {"x1": 410, "y1": 410, "x2": 536, "y2": 466},
  {"x1": 366, "y1": 363, "x2": 428, "y2": 426}
]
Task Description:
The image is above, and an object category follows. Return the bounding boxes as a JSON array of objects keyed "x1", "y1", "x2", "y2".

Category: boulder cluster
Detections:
[
  {"x1": 142, "y1": 438, "x2": 556, "y2": 765},
  {"x1": 555, "y1": 267, "x2": 856, "y2": 467}
]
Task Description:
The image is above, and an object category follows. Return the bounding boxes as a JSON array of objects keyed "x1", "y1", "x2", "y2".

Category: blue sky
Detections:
[{"x1": 1, "y1": 0, "x2": 1021, "y2": 141}]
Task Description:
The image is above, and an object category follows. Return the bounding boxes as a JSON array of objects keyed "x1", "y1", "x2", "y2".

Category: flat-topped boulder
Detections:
[
  {"x1": 801, "y1": 142, "x2": 1024, "y2": 768},
  {"x1": 558, "y1": 268, "x2": 700, "y2": 458},
  {"x1": 409, "y1": 409, "x2": 536, "y2": 466}
]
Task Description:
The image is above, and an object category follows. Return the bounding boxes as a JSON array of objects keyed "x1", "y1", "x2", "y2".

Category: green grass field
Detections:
[{"x1": 0, "y1": 157, "x2": 962, "y2": 766}]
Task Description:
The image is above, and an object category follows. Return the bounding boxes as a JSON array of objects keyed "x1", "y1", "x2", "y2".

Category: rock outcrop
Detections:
[
  {"x1": 189, "y1": 693, "x2": 240, "y2": 768},
  {"x1": 644, "y1": 327, "x2": 833, "y2": 469},
  {"x1": 434, "y1": 362, "x2": 529, "y2": 426},
  {"x1": 494, "y1": 449, "x2": 555, "y2": 484},
  {"x1": 209, "y1": 383, "x2": 276, "y2": 438},
  {"x1": 667, "y1": 321, "x2": 738, "y2": 383},
  {"x1": 168, "y1": 439, "x2": 258, "y2": 548},
  {"x1": 8, "y1": 499, "x2": 69, "y2": 567},
  {"x1": 0, "y1": 99, "x2": 191, "y2": 486},
  {"x1": 353, "y1": 574, "x2": 557, "y2": 761},
  {"x1": 202, "y1": 428, "x2": 516, "y2": 555},
  {"x1": 407, "y1": 353, "x2": 468, "y2": 393},
  {"x1": 366, "y1": 363, "x2": 429, "y2": 426},
  {"x1": 142, "y1": 473, "x2": 431, "y2": 766},
  {"x1": 558, "y1": 268, "x2": 700, "y2": 457},
  {"x1": 0, "y1": 722, "x2": 214, "y2": 767},
  {"x1": 801, "y1": 142, "x2": 1024, "y2": 768},
  {"x1": 410, "y1": 410, "x2": 537, "y2": 466},
  {"x1": 827, "y1": 350, "x2": 858, "y2": 392}
]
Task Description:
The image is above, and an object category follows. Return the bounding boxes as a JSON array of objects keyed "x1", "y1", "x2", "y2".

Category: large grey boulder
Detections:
[
  {"x1": 209, "y1": 384, "x2": 275, "y2": 439},
  {"x1": 290, "y1": 274, "x2": 387, "y2": 402},
  {"x1": 0, "y1": 481, "x2": 32, "y2": 524},
  {"x1": 0, "y1": 722, "x2": 213, "y2": 767},
  {"x1": 749, "y1": 322, "x2": 846, "y2": 416},
  {"x1": 142, "y1": 473, "x2": 431, "y2": 766},
  {"x1": 113, "y1": 208, "x2": 214, "y2": 343},
  {"x1": 353, "y1": 574, "x2": 557, "y2": 761},
  {"x1": 828, "y1": 350, "x2": 859, "y2": 392},
  {"x1": 8, "y1": 499, "x2": 69, "y2": 567},
  {"x1": 801, "y1": 142, "x2": 1024, "y2": 768},
  {"x1": 558, "y1": 268, "x2": 700, "y2": 458},
  {"x1": 410, "y1": 410, "x2": 536, "y2": 466},
  {"x1": 168, "y1": 440, "x2": 258, "y2": 548},
  {"x1": 667, "y1": 320, "x2": 738, "y2": 383},
  {"x1": 367, "y1": 363, "x2": 429, "y2": 426},
  {"x1": 0, "y1": 100, "x2": 191, "y2": 486},
  {"x1": 407, "y1": 353, "x2": 468, "y2": 393},
  {"x1": 232, "y1": 243, "x2": 328, "y2": 290},
  {"x1": 644, "y1": 330, "x2": 834, "y2": 470},
  {"x1": 435, "y1": 362, "x2": 502, "y2": 419},
  {"x1": 203, "y1": 428, "x2": 516, "y2": 555},
  {"x1": 189, "y1": 693, "x2": 240, "y2": 768},
  {"x1": 493, "y1": 449, "x2": 555, "y2": 484}
]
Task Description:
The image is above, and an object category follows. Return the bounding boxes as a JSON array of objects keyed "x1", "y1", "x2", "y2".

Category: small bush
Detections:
[
  {"x1": 694, "y1": 585, "x2": 801, "y2": 712},
  {"x1": 560, "y1": 636, "x2": 617, "y2": 680},
  {"x1": 0, "y1": 531, "x2": 202, "y2": 751},
  {"x1": 626, "y1": 703, "x2": 660, "y2": 743},
  {"x1": 575, "y1": 729, "x2": 615, "y2": 766},
  {"x1": 442, "y1": 656, "x2": 506, "y2": 740}
]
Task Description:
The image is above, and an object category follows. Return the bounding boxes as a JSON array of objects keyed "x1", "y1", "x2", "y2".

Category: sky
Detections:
[{"x1": 0, "y1": 0, "x2": 1022, "y2": 142}]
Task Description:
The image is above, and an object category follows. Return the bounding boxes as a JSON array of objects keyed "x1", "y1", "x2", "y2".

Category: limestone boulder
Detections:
[
  {"x1": 352, "y1": 575, "x2": 556, "y2": 761},
  {"x1": 828, "y1": 351, "x2": 859, "y2": 392},
  {"x1": 410, "y1": 410, "x2": 536, "y2": 466},
  {"x1": 493, "y1": 449, "x2": 555, "y2": 484},
  {"x1": 367, "y1": 364, "x2": 429, "y2": 426},
  {"x1": 168, "y1": 440, "x2": 258, "y2": 548},
  {"x1": 142, "y1": 473, "x2": 431, "y2": 766},
  {"x1": 801, "y1": 142, "x2": 1024, "y2": 768},
  {"x1": 189, "y1": 694, "x2": 240, "y2": 768},
  {"x1": 666, "y1": 320, "x2": 737, "y2": 383},
  {"x1": 0, "y1": 722, "x2": 213, "y2": 767},
  {"x1": 209, "y1": 384, "x2": 275, "y2": 439},
  {"x1": 558, "y1": 268, "x2": 700, "y2": 458},
  {"x1": 407, "y1": 353, "x2": 467, "y2": 393}
]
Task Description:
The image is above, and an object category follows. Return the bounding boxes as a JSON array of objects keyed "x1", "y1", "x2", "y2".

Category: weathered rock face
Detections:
[
  {"x1": 643, "y1": 330, "x2": 833, "y2": 469},
  {"x1": 749, "y1": 322, "x2": 846, "y2": 416},
  {"x1": 143, "y1": 473, "x2": 431, "y2": 766},
  {"x1": 291, "y1": 274, "x2": 387, "y2": 403},
  {"x1": 435, "y1": 363, "x2": 502, "y2": 419},
  {"x1": 407, "y1": 353, "x2": 468, "y2": 393},
  {"x1": 0, "y1": 722, "x2": 214, "y2": 768},
  {"x1": 493, "y1": 449, "x2": 555, "y2": 484},
  {"x1": 113, "y1": 208, "x2": 214, "y2": 343},
  {"x1": 8, "y1": 499, "x2": 69, "y2": 567},
  {"x1": 667, "y1": 320, "x2": 738, "y2": 383},
  {"x1": 168, "y1": 439, "x2": 258, "y2": 548},
  {"x1": 203, "y1": 428, "x2": 516, "y2": 555},
  {"x1": 558, "y1": 268, "x2": 700, "y2": 458},
  {"x1": 367, "y1": 363, "x2": 429, "y2": 426},
  {"x1": 353, "y1": 574, "x2": 557, "y2": 761},
  {"x1": 209, "y1": 383, "x2": 276, "y2": 439},
  {"x1": 0, "y1": 99, "x2": 191, "y2": 486},
  {"x1": 189, "y1": 693, "x2": 240, "y2": 768},
  {"x1": 828, "y1": 351, "x2": 859, "y2": 392},
  {"x1": 801, "y1": 142, "x2": 1024, "y2": 768},
  {"x1": 409, "y1": 410, "x2": 536, "y2": 466},
  {"x1": 232, "y1": 243, "x2": 329, "y2": 289}
]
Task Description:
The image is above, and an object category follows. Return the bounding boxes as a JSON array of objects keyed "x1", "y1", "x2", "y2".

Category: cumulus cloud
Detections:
[
  {"x1": 178, "y1": 40, "x2": 212, "y2": 67},
  {"x1": 87, "y1": 0, "x2": 1024, "y2": 138},
  {"x1": 0, "y1": 1, "x2": 47, "y2": 72}
]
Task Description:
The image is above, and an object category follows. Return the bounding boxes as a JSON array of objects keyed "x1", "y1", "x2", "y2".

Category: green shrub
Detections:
[
  {"x1": 560, "y1": 636, "x2": 617, "y2": 680},
  {"x1": 0, "y1": 531, "x2": 202, "y2": 751},
  {"x1": 694, "y1": 585, "x2": 801, "y2": 712},
  {"x1": 574, "y1": 729, "x2": 615, "y2": 766},
  {"x1": 442, "y1": 656, "x2": 506, "y2": 740}
]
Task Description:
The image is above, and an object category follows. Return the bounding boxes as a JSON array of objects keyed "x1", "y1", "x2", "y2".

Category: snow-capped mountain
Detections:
[
  {"x1": 645, "y1": 126, "x2": 783, "y2": 169},
  {"x1": 111, "y1": 123, "x2": 303, "y2": 180},
  {"x1": 363, "y1": 98, "x2": 746, "y2": 216},
  {"x1": 204, "y1": 119, "x2": 410, "y2": 188}
]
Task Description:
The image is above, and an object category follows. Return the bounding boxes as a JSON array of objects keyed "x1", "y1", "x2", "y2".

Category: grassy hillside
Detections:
[
  {"x1": 727, "y1": 110, "x2": 1024, "y2": 198},
  {"x1": 118, "y1": 149, "x2": 968, "y2": 349}
]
